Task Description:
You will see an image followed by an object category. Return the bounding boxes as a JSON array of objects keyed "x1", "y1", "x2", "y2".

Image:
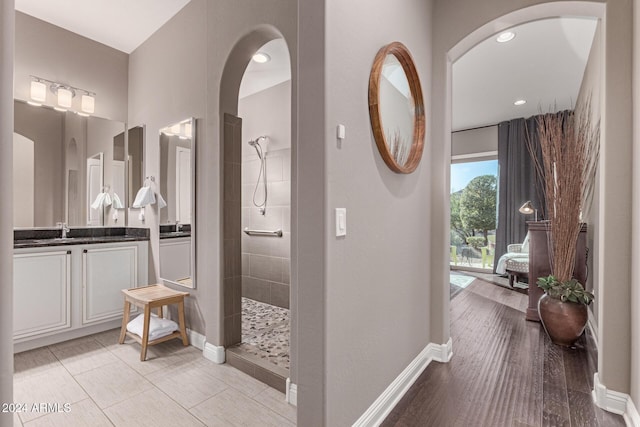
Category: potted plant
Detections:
[
  {"x1": 536, "y1": 276, "x2": 594, "y2": 346},
  {"x1": 527, "y1": 101, "x2": 599, "y2": 347}
]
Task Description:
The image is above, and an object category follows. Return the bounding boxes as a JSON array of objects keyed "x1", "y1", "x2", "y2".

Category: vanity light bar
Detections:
[{"x1": 29, "y1": 75, "x2": 96, "y2": 115}]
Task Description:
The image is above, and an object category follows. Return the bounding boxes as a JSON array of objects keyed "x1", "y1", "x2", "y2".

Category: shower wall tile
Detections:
[
  {"x1": 270, "y1": 283, "x2": 290, "y2": 309},
  {"x1": 249, "y1": 206, "x2": 283, "y2": 230},
  {"x1": 267, "y1": 181, "x2": 290, "y2": 207},
  {"x1": 270, "y1": 233, "x2": 290, "y2": 258},
  {"x1": 242, "y1": 277, "x2": 270, "y2": 303},
  {"x1": 242, "y1": 158, "x2": 261, "y2": 185},
  {"x1": 223, "y1": 239, "x2": 241, "y2": 279},
  {"x1": 242, "y1": 253, "x2": 249, "y2": 272},
  {"x1": 224, "y1": 162, "x2": 242, "y2": 202},
  {"x1": 283, "y1": 263, "x2": 290, "y2": 285},
  {"x1": 242, "y1": 184, "x2": 253, "y2": 207},
  {"x1": 282, "y1": 150, "x2": 291, "y2": 181},
  {"x1": 224, "y1": 202, "x2": 241, "y2": 239},
  {"x1": 282, "y1": 207, "x2": 290, "y2": 233},
  {"x1": 249, "y1": 254, "x2": 283, "y2": 283},
  {"x1": 224, "y1": 278, "x2": 235, "y2": 317},
  {"x1": 266, "y1": 156, "x2": 284, "y2": 182}
]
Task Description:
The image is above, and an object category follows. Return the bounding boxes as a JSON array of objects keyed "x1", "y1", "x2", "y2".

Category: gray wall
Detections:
[
  {"x1": 128, "y1": 0, "x2": 207, "y2": 334},
  {"x1": 239, "y1": 81, "x2": 291, "y2": 309},
  {"x1": 451, "y1": 125, "x2": 498, "y2": 159},
  {"x1": 0, "y1": 2, "x2": 14, "y2": 426},
  {"x1": 575, "y1": 21, "x2": 602, "y2": 331},
  {"x1": 14, "y1": 12, "x2": 128, "y2": 122},
  {"x1": 632, "y1": 0, "x2": 640, "y2": 410},
  {"x1": 321, "y1": 0, "x2": 433, "y2": 424},
  {"x1": 431, "y1": 0, "x2": 633, "y2": 398}
]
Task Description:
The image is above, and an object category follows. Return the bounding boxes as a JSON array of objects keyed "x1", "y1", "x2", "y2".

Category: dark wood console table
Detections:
[{"x1": 526, "y1": 221, "x2": 587, "y2": 322}]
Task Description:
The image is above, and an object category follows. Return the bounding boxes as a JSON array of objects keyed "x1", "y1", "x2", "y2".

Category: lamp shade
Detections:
[
  {"x1": 57, "y1": 87, "x2": 73, "y2": 108},
  {"x1": 519, "y1": 201, "x2": 535, "y2": 215},
  {"x1": 81, "y1": 94, "x2": 95, "y2": 113},
  {"x1": 30, "y1": 80, "x2": 47, "y2": 102}
]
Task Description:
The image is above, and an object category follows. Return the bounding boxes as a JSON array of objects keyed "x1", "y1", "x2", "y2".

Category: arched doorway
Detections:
[{"x1": 219, "y1": 28, "x2": 295, "y2": 396}]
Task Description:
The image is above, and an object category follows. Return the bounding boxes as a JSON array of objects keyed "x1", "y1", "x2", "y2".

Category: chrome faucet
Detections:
[
  {"x1": 175, "y1": 221, "x2": 183, "y2": 232},
  {"x1": 57, "y1": 222, "x2": 70, "y2": 238}
]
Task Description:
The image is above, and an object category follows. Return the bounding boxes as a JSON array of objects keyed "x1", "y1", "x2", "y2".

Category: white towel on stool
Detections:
[{"x1": 127, "y1": 313, "x2": 178, "y2": 341}]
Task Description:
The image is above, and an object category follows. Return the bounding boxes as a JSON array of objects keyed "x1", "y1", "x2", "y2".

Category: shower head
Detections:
[
  {"x1": 247, "y1": 136, "x2": 268, "y2": 159},
  {"x1": 248, "y1": 136, "x2": 267, "y2": 147}
]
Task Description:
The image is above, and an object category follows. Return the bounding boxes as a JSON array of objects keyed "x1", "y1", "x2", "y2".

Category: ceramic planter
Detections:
[{"x1": 538, "y1": 293, "x2": 588, "y2": 347}]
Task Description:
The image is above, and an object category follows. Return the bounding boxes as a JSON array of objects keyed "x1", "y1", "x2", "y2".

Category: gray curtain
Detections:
[{"x1": 493, "y1": 117, "x2": 543, "y2": 272}]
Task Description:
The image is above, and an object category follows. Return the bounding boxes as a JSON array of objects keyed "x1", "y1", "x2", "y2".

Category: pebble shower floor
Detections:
[{"x1": 236, "y1": 297, "x2": 290, "y2": 370}]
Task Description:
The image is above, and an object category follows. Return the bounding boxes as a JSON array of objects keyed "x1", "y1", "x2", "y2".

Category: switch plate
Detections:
[{"x1": 335, "y1": 208, "x2": 346, "y2": 237}]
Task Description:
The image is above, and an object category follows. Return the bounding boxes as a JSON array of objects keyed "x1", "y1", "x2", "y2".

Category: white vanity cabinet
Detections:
[
  {"x1": 83, "y1": 244, "x2": 139, "y2": 324},
  {"x1": 13, "y1": 240, "x2": 148, "y2": 352},
  {"x1": 13, "y1": 250, "x2": 71, "y2": 340}
]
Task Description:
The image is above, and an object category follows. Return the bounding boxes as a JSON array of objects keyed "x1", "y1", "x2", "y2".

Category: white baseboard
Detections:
[
  {"x1": 627, "y1": 397, "x2": 640, "y2": 427},
  {"x1": 203, "y1": 342, "x2": 226, "y2": 364},
  {"x1": 592, "y1": 372, "x2": 640, "y2": 426},
  {"x1": 353, "y1": 338, "x2": 453, "y2": 427},
  {"x1": 187, "y1": 329, "x2": 206, "y2": 351},
  {"x1": 286, "y1": 378, "x2": 297, "y2": 406}
]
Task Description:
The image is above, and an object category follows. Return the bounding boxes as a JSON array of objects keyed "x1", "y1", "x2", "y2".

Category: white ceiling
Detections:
[
  {"x1": 239, "y1": 39, "x2": 291, "y2": 99},
  {"x1": 15, "y1": 0, "x2": 191, "y2": 53},
  {"x1": 453, "y1": 17, "x2": 598, "y2": 131}
]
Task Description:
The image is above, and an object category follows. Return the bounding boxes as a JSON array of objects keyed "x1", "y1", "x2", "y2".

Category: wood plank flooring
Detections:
[{"x1": 382, "y1": 279, "x2": 624, "y2": 427}]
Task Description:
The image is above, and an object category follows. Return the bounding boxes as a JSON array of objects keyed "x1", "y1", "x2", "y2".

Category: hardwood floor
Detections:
[{"x1": 382, "y1": 279, "x2": 624, "y2": 427}]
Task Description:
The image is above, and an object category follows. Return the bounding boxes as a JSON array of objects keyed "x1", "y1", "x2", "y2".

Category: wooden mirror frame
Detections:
[{"x1": 368, "y1": 42, "x2": 425, "y2": 174}]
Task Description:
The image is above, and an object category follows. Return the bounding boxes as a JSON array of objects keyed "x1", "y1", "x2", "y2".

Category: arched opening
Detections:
[
  {"x1": 219, "y1": 27, "x2": 294, "y2": 394},
  {"x1": 433, "y1": 0, "x2": 637, "y2": 415}
]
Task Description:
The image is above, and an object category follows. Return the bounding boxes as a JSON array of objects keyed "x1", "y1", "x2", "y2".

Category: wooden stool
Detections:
[{"x1": 118, "y1": 284, "x2": 190, "y2": 361}]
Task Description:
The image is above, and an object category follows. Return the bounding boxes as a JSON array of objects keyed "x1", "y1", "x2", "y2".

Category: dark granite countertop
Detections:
[
  {"x1": 159, "y1": 224, "x2": 191, "y2": 239},
  {"x1": 14, "y1": 227, "x2": 150, "y2": 249},
  {"x1": 159, "y1": 231, "x2": 192, "y2": 239}
]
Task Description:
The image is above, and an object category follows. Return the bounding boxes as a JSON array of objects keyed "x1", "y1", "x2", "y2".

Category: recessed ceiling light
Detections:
[
  {"x1": 514, "y1": 99, "x2": 527, "y2": 106},
  {"x1": 27, "y1": 101, "x2": 42, "y2": 107},
  {"x1": 496, "y1": 31, "x2": 516, "y2": 43},
  {"x1": 252, "y1": 52, "x2": 271, "y2": 63},
  {"x1": 53, "y1": 107, "x2": 67, "y2": 112}
]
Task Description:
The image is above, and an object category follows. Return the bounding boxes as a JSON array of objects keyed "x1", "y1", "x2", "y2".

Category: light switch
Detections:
[
  {"x1": 337, "y1": 124, "x2": 346, "y2": 140},
  {"x1": 335, "y1": 208, "x2": 346, "y2": 237}
]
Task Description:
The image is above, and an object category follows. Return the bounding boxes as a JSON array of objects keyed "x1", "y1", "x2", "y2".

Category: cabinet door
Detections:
[
  {"x1": 14, "y1": 251, "x2": 71, "y2": 339},
  {"x1": 83, "y1": 245, "x2": 137, "y2": 324}
]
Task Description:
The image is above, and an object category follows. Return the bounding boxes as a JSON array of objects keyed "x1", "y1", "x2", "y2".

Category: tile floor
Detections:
[
  {"x1": 13, "y1": 328, "x2": 296, "y2": 426},
  {"x1": 232, "y1": 298, "x2": 290, "y2": 370}
]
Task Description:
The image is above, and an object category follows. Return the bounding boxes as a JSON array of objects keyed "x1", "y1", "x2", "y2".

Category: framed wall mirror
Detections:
[
  {"x1": 368, "y1": 41, "x2": 425, "y2": 174},
  {"x1": 158, "y1": 118, "x2": 196, "y2": 288},
  {"x1": 13, "y1": 99, "x2": 126, "y2": 227}
]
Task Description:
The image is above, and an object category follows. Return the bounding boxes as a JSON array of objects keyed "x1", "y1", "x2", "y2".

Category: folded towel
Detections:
[
  {"x1": 126, "y1": 313, "x2": 178, "y2": 341},
  {"x1": 157, "y1": 192, "x2": 167, "y2": 209},
  {"x1": 111, "y1": 193, "x2": 124, "y2": 209},
  {"x1": 132, "y1": 186, "x2": 155, "y2": 208},
  {"x1": 90, "y1": 192, "x2": 112, "y2": 210}
]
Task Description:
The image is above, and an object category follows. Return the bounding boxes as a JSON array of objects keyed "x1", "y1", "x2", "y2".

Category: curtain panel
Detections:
[{"x1": 494, "y1": 117, "x2": 544, "y2": 271}]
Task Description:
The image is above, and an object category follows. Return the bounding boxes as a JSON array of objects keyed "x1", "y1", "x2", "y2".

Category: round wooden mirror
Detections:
[{"x1": 368, "y1": 42, "x2": 425, "y2": 174}]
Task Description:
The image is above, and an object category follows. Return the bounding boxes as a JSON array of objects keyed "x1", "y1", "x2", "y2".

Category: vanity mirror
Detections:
[
  {"x1": 13, "y1": 100, "x2": 127, "y2": 227},
  {"x1": 368, "y1": 42, "x2": 425, "y2": 174},
  {"x1": 158, "y1": 118, "x2": 196, "y2": 288}
]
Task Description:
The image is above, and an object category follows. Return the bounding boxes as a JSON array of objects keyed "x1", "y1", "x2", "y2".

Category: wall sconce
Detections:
[{"x1": 29, "y1": 75, "x2": 96, "y2": 115}]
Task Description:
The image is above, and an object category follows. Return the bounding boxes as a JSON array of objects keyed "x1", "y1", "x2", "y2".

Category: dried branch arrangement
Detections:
[{"x1": 527, "y1": 101, "x2": 600, "y2": 283}]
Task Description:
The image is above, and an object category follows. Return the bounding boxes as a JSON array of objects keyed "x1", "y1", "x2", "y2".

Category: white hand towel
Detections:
[
  {"x1": 90, "y1": 192, "x2": 106, "y2": 210},
  {"x1": 126, "y1": 313, "x2": 178, "y2": 341},
  {"x1": 157, "y1": 192, "x2": 167, "y2": 209},
  {"x1": 111, "y1": 193, "x2": 124, "y2": 209},
  {"x1": 132, "y1": 186, "x2": 156, "y2": 208}
]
